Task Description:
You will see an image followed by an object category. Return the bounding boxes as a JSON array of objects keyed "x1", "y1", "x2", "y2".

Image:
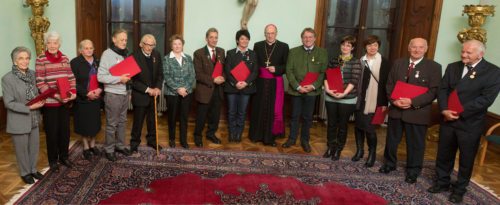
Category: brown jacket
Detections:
[
  {"x1": 386, "y1": 58, "x2": 442, "y2": 125},
  {"x1": 193, "y1": 46, "x2": 225, "y2": 103}
]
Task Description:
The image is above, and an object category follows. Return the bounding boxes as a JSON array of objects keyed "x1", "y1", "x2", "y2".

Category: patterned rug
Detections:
[{"x1": 13, "y1": 142, "x2": 499, "y2": 204}]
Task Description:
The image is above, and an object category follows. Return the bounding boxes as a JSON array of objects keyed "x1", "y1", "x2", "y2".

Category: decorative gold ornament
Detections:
[
  {"x1": 457, "y1": 4, "x2": 495, "y2": 44},
  {"x1": 26, "y1": 0, "x2": 50, "y2": 56}
]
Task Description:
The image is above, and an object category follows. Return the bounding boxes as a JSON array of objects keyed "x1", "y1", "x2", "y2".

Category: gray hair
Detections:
[
  {"x1": 205, "y1": 28, "x2": 218, "y2": 38},
  {"x1": 11, "y1": 46, "x2": 31, "y2": 64},
  {"x1": 464, "y1": 39, "x2": 486, "y2": 53},
  {"x1": 44, "y1": 31, "x2": 61, "y2": 44},
  {"x1": 140, "y1": 34, "x2": 156, "y2": 45},
  {"x1": 78, "y1": 39, "x2": 94, "y2": 51}
]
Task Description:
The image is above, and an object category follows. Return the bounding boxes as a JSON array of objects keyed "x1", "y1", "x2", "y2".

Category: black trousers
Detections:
[
  {"x1": 325, "y1": 101, "x2": 355, "y2": 149},
  {"x1": 130, "y1": 99, "x2": 157, "y2": 148},
  {"x1": 194, "y1": 87, "x2": 222, "y2": 143},
  {"x1": 435, "y1": 124, "x2": 481, "y2": 194},
  {"x1": 166, "y1": 94, "x2": 192, "y2": 145},
  {"x1": 384, "y1": 117, "x2": 427, "y2": 177},
  {"x1": 43, "y1": 106, "x2": 70, "y2": 165},
  {"x1": 288, "y1": 95, "x2": 316, "y2": 144}
]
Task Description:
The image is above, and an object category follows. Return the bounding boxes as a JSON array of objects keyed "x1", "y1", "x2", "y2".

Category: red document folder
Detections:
[
  {"x1": 109, "y1": 56, "x2": 141, "y2": 77},
  {"x1": 88, "y1": 75, "x2": 99, "y2": 91},
  {"x1": 25, "y1": 88, "x2": 57, "y2": 106},
  {"x1": 448, "y1": 89, "x2": 464, "y2": 114},
  {"x1": 230, "y1": 61, "x2": 250, "y2": 81},
  {"x1": 56, "y1": 77, "x2": 71, "y2": 99},
  {"x1": 326, "y1": 68, "x2": 344, "y2": 93},
  {"x1": 299, "y1": 72, "x2": 319, "y2": 86},
  {"x1": 371, "y1": 106, "x2": 388, "y2": 125},
  {"x1": 390, "y1": 81, "x2": 429, "y2": 100},
  {"x1": 212, "y1": 61, "x2": 223, "y2": 78}
]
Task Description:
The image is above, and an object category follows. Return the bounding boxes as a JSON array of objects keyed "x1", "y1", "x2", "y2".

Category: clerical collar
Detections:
[
  {"x1": 409, "y1": 57, "x2": 423, "y2": 66},
  {"x1": 266, "y1": 40, "x2": 276, "y2": 46},
  {"x1": 236, "y1": 47, "x2": 248, "y2": 53},
  {"x1": 169, "y1": 51, "x2": 186, "y2": 58},
  {"x1": 142, "y1": 49, "x2": 151, "y2": 57}
]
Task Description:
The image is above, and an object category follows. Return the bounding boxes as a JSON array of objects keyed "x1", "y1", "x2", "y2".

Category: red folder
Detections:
[
  {"x1": 88, "y1": 75, "x2": 99, "y2": 91},
  {"x1": 212, "y1": 61, "x2": 223, "y2": 78},
  {"x1": 300, "y1": 72, "x2": 319, "y2": 86},
  {"x1": 109, "y1": 56, "x2": 141, "y2": 77},
  {"x1": 326, "y1": 68, "x2": 344, "y2": 93},
  {"x1": 25, "y1": 88, "x2": 57, "y2": 106},
  {"x1": 371, "y1": 106, "x2": 388, "y2": 125},
  {"x1": 56, "y1": 77, "x2": 71, "y2": 99},
  {"x1": 230, "y1": 61, "x2": 250, "y2": 81},
  {"x1": 448, "y1": 89, "x2": 464, "y2": 114},
  {"x1": 390, "y1": 81, "x2": 428, "y2": 100}
]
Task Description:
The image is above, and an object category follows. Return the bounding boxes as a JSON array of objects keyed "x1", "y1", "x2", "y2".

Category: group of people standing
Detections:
[{"x1": 3, "y1": 24, "x2": 499, "y2": 204}]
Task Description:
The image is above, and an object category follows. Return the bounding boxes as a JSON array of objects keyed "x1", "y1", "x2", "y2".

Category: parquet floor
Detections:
[{"x1": 1, "y1": 112, "x2": 499, "y2": 204}]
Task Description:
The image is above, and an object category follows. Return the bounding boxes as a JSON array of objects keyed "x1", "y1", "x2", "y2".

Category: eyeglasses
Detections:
[{"x1": 143, "y1": 42, "x2": 156, "y2": 48}]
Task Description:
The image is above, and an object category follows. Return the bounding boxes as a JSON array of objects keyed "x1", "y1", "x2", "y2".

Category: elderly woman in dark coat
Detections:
[{"x1": 2, "y1": 47, "x2": 45, "y2": 184}]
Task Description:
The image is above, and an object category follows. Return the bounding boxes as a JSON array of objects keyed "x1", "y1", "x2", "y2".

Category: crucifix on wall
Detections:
[{"x1": 240, "y1": 0, "x2": 258, "y2": 30}]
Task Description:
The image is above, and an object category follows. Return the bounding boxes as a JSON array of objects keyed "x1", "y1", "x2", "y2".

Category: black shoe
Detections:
[
  {"x1": 21, "y1": 174, "x2": 35, "y2": 184},
  {"x1": 115, "y1": 148, "x2": 132, "y2": 156},
  {"x1": 147, "y1": 143, "x2": 163, "y2": 150},
  {"x1": 331, "y1": 149, "x2": 342, "y2": 161},
  {"x1": 263, "y1": 142, "x2": 277, "y2": 147},
  {"x1": 83, "y1": 149, "x2": 92, "y2": 160},
  {"x1": 323, "y1": 147, "x2": 333, "y2": 158},
  {"x1": 195, "y1": 142, "x2": 203, "y2": 147},
  {"x1": 448, "y1": 192, "x2": 463, "y2": 204},
  {"x1": 89, "y1": 147, "x2": 101, "y2": 156},
  {"x1": 31, "y1": 171, "x2": 44, "y2": 180},
  {"x1": 49, "y1": 163, "x2": 59, "y2": 172},
  {"x1": 301, "y1": 143, "x2": 312, "y2": 153},
  {"x1": 59, "y1": 159, "x2": 74, "y2": 168},
  {"x1": 181, "y1": 143, "x2": 189, "y2": 149},
  {"x1": 169, "y1": 140, "x2": 176, "y2": 148},
  {"x1": 378, "y1": 165, "x2": 396, "y2": 174},
  {"x1": 130, "y1": 145, "x2": 138, "y2": 153},
  {"x1": 405, "y1": 175, "x2": 417, "y2": 184},
  {"x1": 105, "y1": 152, "x2": 117, "y2": 162},
  {"x1": 427, "y1": 184, "x2": 450, "y2": 193},
  {"x1": 282, "y1": 140, "x2": 295, "y2": 148},
  {"x1": 207, "y1": 135, "x2": 221, "y2": 144}
]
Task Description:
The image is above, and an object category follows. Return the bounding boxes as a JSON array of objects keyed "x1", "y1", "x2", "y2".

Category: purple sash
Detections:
[{"x1": 259, "y1": 67, "x2": 284, "y2": 135}]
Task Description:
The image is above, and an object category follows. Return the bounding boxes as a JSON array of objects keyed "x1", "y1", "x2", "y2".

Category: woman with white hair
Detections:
[
  {"x1": 70, "y1": 39, "x2": 102, "y2": 160},
  {"x1": 2, "y1": 47, "x2": 45, "y2": 184},
  {"x1": 35, "y1": 31, "x2": 77, "y2": 172}
]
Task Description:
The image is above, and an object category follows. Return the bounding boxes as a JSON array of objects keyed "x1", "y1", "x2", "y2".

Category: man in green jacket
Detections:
[{"x1": 282, "y1": 27, "x2": 328, "y2": 153}]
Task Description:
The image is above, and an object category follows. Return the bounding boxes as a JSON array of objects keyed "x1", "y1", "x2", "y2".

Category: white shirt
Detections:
[
  {"x1": 462, "y1": 58, "x2": 482, "y2": 78},
  {"x1": 169, "y1": 51, "x2": 186, "y2": 66}
]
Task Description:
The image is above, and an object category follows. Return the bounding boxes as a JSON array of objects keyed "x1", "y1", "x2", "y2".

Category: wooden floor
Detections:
[{"x1": 1, "y1": 112, "x2": 499, "y2": 203}]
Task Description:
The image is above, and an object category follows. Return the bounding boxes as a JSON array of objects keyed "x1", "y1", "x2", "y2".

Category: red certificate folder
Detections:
[
  {"x1": 212, "y1": 61, "x2": 223, "y2": 78},
  {"x1": 56, "y1": 77, "x2": 71, "y2": 99},
  {"x1": 25, "y1": 88, "x2": 57, "y2": 106},
  {"x1": 326, "y1": 68, "x2": 344, "y2": 93},
  {"x1": 448, "y1": 89, "x2": 464, "y2": 114},
  {"x1": 371, "y1": 106, "x2": 388, "y2": 125},
  {"x1": 299, "y1": 72, "x2": 319, "y2": 86},
  {"x1": 390, "y1": 81, "x2": 429, "y2": 100},
  {"x1": 230, "y1": 61, "x2": 250, "y2": 81},
  {"x1": 109, "y1": 56, "x2": 141, "y2": 77},
  {"x1": 88, "y1": 75, "x2": 99, "y2": 91}
]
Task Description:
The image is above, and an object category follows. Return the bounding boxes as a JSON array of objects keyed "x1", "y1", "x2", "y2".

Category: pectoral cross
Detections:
[{"x1": 265, "y1": 59, "x2": 271, "y2": 67}]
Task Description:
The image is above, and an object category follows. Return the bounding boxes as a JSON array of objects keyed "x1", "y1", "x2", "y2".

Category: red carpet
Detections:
[{"x1": 100, "y1": 173, "x2": 386, "y2": 204}]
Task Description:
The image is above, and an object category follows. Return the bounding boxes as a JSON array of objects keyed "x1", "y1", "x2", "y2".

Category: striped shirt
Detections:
[{"x1": 35, "y1": 54, "x2": 76, "y2": 107}]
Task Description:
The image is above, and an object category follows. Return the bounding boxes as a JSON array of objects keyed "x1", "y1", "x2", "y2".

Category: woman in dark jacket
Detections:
[
  {"x1": 224, "y1": 29, "x2": 258, "y2": 142},
  {"x1": 353, "y1": 35, "x2": 390, "y2": 167},
  {"x1": 70, "y1": 39, "x2": 102, "y2": 160}
]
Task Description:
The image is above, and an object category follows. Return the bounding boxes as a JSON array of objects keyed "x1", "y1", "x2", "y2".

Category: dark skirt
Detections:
[
  {"x1": 355, "y1": 111, "x2": 377, "y2": 133},
  {"x1": 73, "y1": 99, "x2": 101, "y2": 136}
]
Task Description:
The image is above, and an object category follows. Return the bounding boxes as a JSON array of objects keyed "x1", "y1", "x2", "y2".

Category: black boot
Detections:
[
  {"x1": 331, "y1": 148, "x2": 342, "y2": 161},
  {"x1": 323, "y1": 146, "x2": 333, "y2": 158},
  {"x1": 332, "y1": 128, "x2": 347, "y2": 161},
  {"x1": 352, "y1": 128, "x2": 365, "y2": 161},
  {"x1": 364, "y1": 133, "x2": 377, "y2": 167}
]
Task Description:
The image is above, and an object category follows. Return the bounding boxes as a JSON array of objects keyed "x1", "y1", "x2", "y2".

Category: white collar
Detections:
[
  {"x1": 169, "y1": 51, "x2": 186, "y2": 58},
  {"x1": 236, "y1": 47, "x2": 248, "y2": 53},
  {"x1": 409, "y1": 57, "x2": 424, "y2": 65}
]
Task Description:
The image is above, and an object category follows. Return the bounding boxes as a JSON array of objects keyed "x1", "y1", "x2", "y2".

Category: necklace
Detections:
[{"x1": 264, "y1": 41, "x2": 277, "y2": 67}]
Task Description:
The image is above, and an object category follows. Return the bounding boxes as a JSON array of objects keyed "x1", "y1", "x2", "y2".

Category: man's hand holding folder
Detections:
[
  {"x1": 390, "y1": 81, "x2": 429, "y2": 109},
  {"x1": 442, "y1": 89, "x2": 463, "y2": 121}
]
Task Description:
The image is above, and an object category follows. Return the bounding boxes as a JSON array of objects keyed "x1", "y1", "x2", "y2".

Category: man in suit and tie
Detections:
[
  {"x1": 380, "y1": 38, "x2": 442, "y2": 184},
  {"x1": 427, "y1": 40, "x2": 500, "y2": 203},
  {"x1": 193, "y1": 28, "x2": 225, "y2": 147},
  {"x1": 130, "y1": 34, "x2": 164, "y2": 153}
]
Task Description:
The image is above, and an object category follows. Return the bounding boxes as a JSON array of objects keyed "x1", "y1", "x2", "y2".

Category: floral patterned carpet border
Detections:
[{"x1": 14, "y1": 142, "x2": 499, "y2": 204}]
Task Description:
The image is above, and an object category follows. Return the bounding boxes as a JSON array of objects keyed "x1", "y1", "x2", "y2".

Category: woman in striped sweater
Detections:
[{"x1": 35, "y1": 31, "x2": 77, "y2": 172}]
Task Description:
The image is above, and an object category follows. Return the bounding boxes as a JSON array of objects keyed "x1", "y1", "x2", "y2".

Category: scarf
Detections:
[
  {"x1": 12, "y1": 65, "x2": 39, "y2": 127},
  {"x1": 44, "y1": 50, "x2": 63, "y2": 63},
  {"x1": 111, "y1": 44, "x2": 128, "y2": 58},
  {"x1": 362, "y1": 52, "x2": 381, "y2": 114}
]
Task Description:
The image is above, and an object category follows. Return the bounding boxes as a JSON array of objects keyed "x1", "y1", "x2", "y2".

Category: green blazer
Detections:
[{"x1": 286, "y1": 46, "x2": 328, "y2": 96}]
